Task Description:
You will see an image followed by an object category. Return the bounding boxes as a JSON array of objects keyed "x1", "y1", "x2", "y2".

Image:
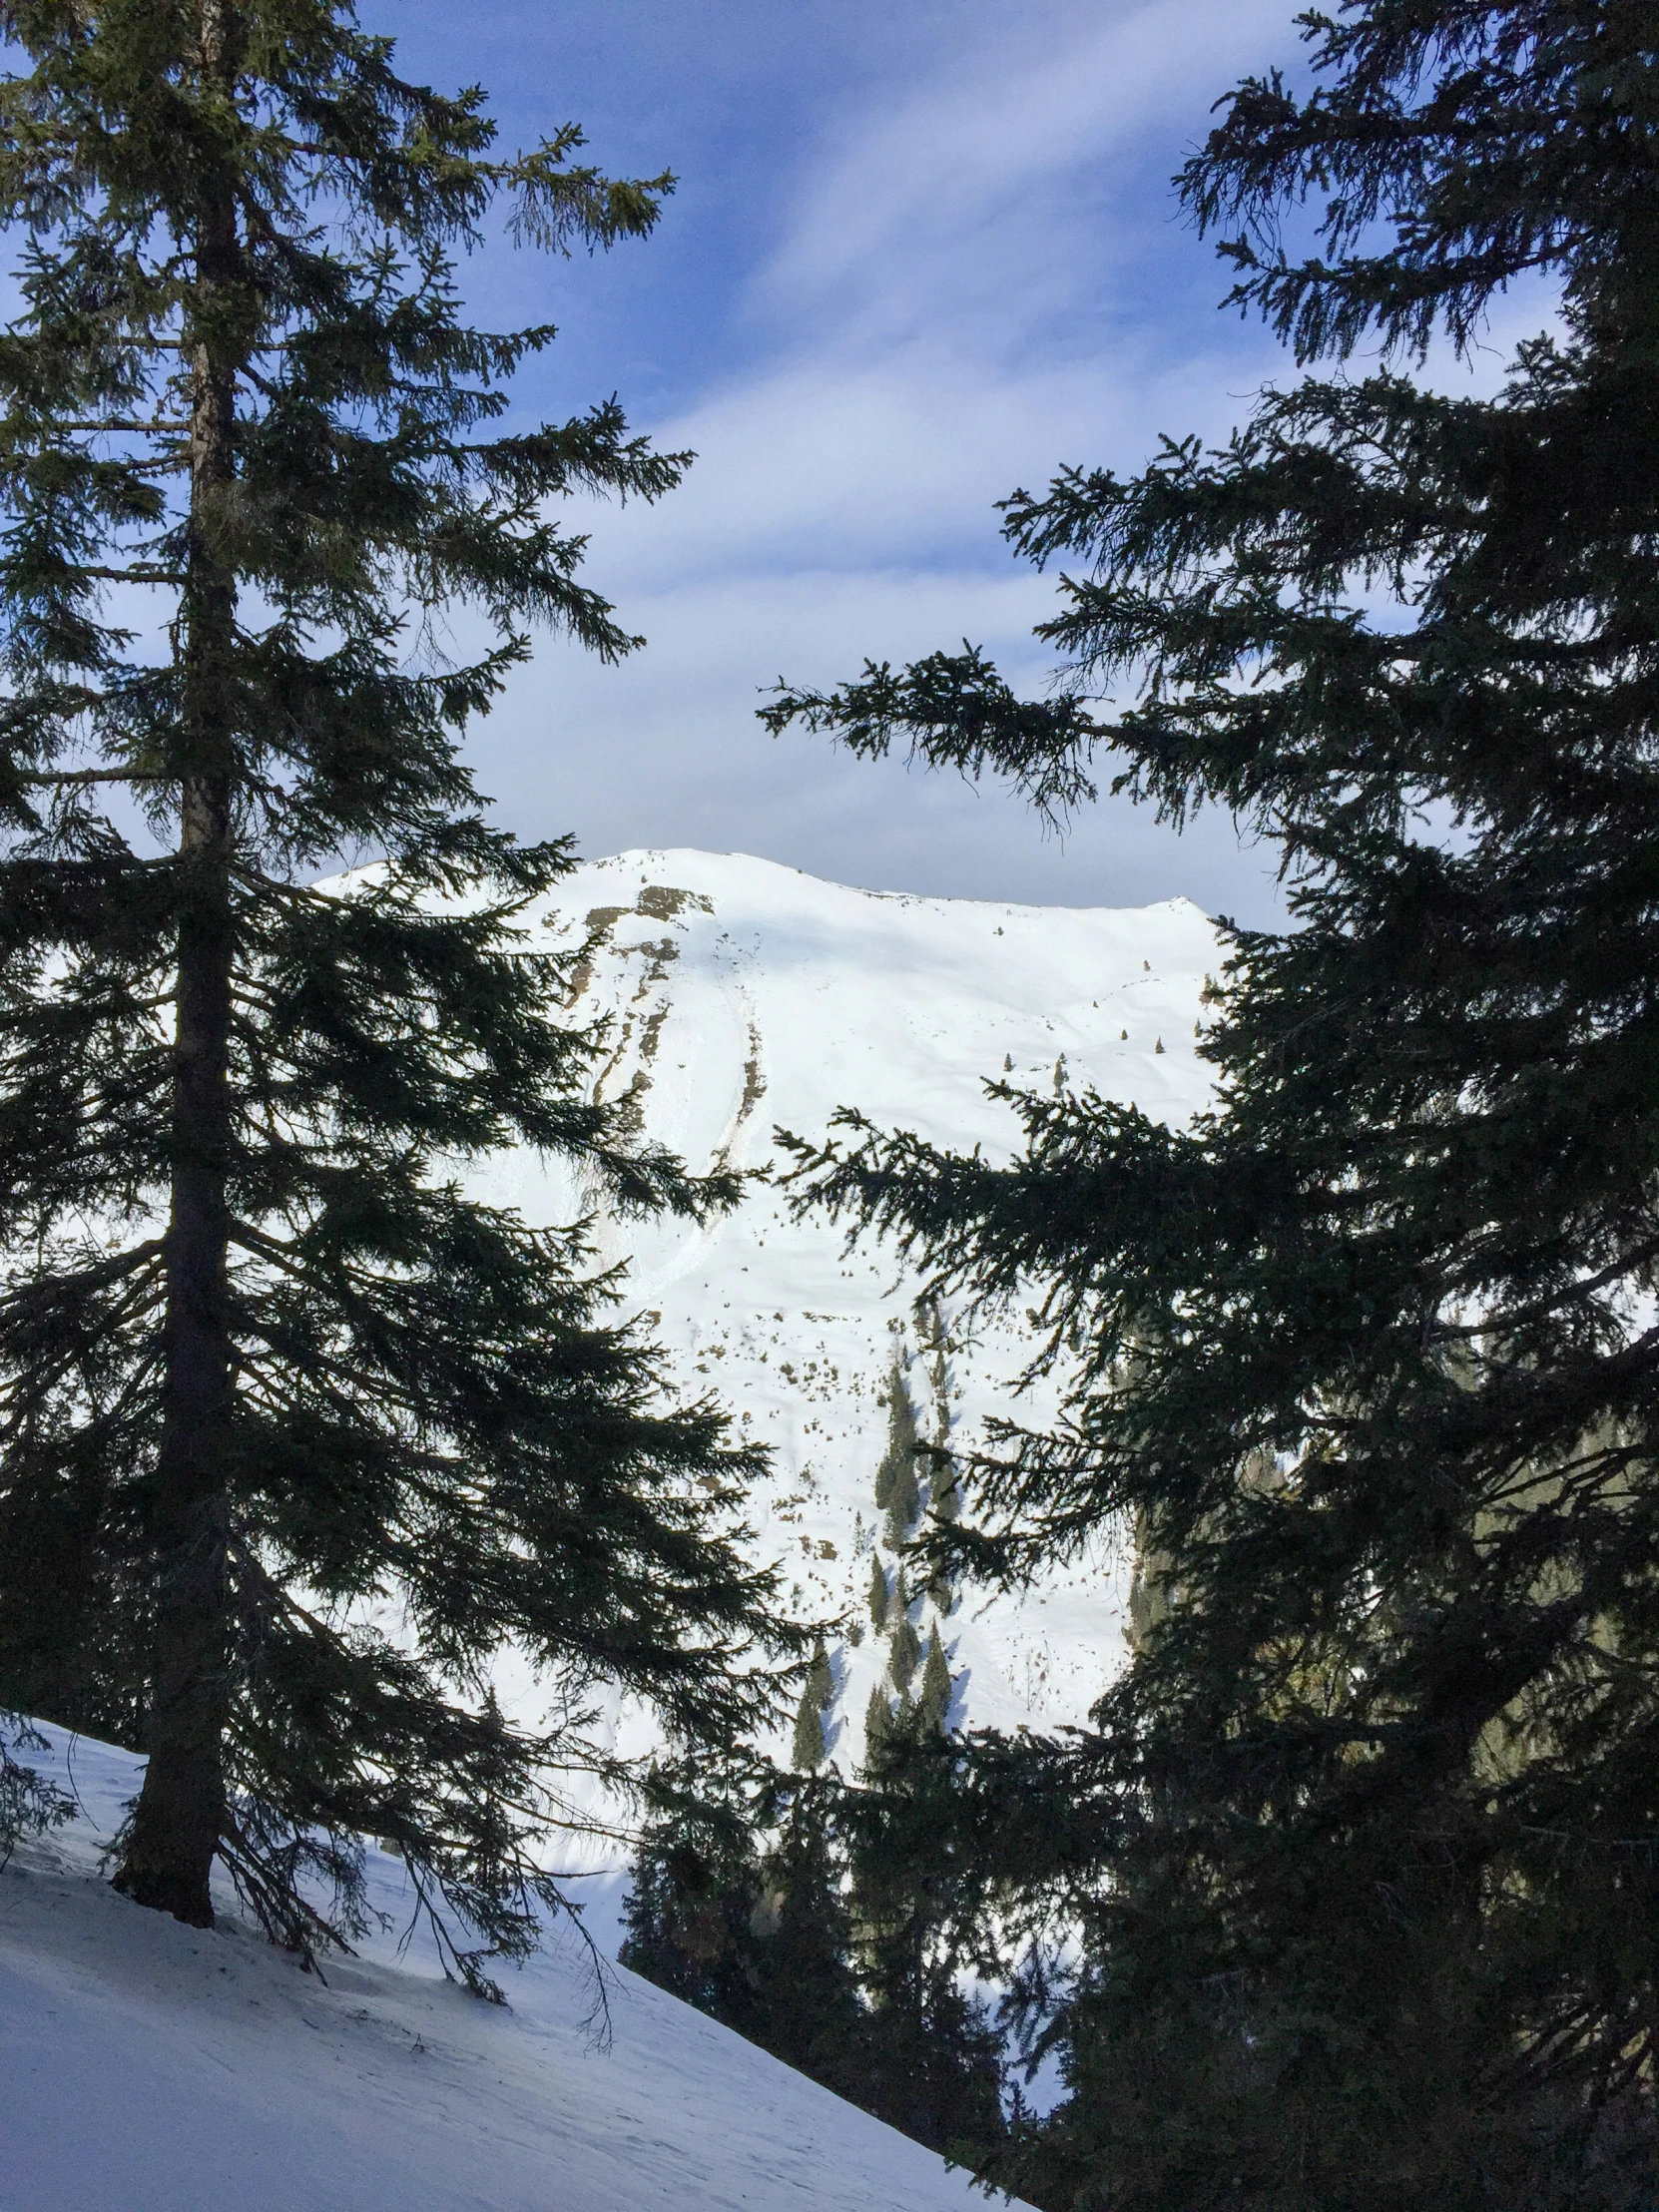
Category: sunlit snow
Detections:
[{"x1": 468, "y1": 848, "x2": 1222, "y2": 1772}]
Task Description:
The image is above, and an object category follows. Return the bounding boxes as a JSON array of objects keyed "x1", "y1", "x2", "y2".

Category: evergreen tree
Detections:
[
  {"x1": 624, "y1": 1754, "x2": 1007, "y2": 2167},
  {"x1": 874, "y1": 1361, "x2": 921, "y2": 1544},
  {"x1": 0, "y1": 1711, "x2": 72, "y2": 1851},
  {"x1": 619, "y1": 1783, "x2": 772, "y2": 2025},
  {"x1": 887, "y1": 1610, "x2": 921, "y2": 1692},
  {"x1": 864, "y1": 1681, "x2": 894, "y2": 1770},
  {"x1": 771, "y1": 2, "x2": 1659, "y2": 2202},
  {"x1": 848, "y1": 1725, "x2": 1007, "y2": 2160},
  {"x1": 790, "y1": 1684, "x2": 825, "y2": 1772},
  {"x1": 622, "y1": 1769, "x2": 868, "y2": 2110},
  {"x1": 916, "y1": 1627, "x2": 951, "y2": 1735},
  {"x1": 790, "y1": 1642, "x2": 833, "y2": 1772},
  {"x1": 0, "y1": 0, "x2": 788, "y2": 1975},
  {"x1": 866, "y1": 1550, "x2": 889, "y2": 1631}
]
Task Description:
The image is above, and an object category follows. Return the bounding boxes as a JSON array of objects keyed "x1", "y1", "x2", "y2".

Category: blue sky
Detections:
[{"x1": 380, "y1": 1, "x2": 1325, "y2": 922}]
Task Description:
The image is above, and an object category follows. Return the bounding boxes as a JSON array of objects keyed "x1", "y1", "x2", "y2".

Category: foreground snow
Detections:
[{"x1": 0, "y1": 1725, "x2": 1022, "y2": 2212}]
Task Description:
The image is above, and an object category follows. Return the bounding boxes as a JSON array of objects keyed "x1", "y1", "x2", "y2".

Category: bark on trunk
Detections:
[{"x1": 113, "y1": 0, "x2": 241, "y2": 1929}]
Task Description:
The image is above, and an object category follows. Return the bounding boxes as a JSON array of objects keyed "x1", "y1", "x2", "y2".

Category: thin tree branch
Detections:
[{"x1": 17, "y1": 769, "x2": 173, "y2": 786}]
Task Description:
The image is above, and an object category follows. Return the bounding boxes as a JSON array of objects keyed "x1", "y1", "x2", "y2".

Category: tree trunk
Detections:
[{"x1": 113, "y1": 0, "x2": 240, "y2": 1929}]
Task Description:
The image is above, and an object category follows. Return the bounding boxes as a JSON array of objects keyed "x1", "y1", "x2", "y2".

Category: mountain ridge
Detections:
[{"x1": 464, "y1": 847, "x2": 1224, "y2": 1773}]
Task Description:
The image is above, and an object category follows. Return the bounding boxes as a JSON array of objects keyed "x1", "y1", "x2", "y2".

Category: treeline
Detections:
[
  {"x1": 625, "y1": 1349, "x2": 1005, "y2": 2164},
  {"x1": 622, "y1": 1749, "x2": 1005, "y2": 2165}
]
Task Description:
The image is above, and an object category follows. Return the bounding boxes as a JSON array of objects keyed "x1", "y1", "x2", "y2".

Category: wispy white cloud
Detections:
[
  {"x1": 499, "y1": 1, "x2": 1302, "y2": 919},
  {"x1": 758, "y1": 0, "x2": 1292, "y2": 356}
]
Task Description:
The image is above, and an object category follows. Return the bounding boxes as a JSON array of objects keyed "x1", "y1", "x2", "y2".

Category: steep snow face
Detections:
[
  {"x1": 471, "y1": 849, "x2": 1223, "y2": 1770},
  {"x1": 0, "y1": 1725, "x2": 1028, "y2": 2212}
]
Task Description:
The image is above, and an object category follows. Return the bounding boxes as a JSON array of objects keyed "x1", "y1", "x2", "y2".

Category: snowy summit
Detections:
[{"x1": 471, "y1": 848, "x2": 1224, "y2": 1768}]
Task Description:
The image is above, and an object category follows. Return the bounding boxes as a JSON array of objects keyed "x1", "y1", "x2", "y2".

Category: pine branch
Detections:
[{"x1": 16, "y1": 770, "x2": 172, "y2": 786}]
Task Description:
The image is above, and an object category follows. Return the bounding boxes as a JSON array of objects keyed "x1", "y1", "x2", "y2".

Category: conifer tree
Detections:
[
  {"x1": 866, "y1": 1550, "x2": 888, "y2": 1631},
  {"x1": 887, "y1": 1611, "x2": 921, "y2": 1692},
  {"x1": 622, "y1": 1770, "x2": 869, "y2": 2111},
  {"x1": 791, "y1": 1642, "x2": 833, "y2": 1772},
  {"x1": 916, "y1": 1627, "x2": 951, "y2": 1736},
  {"x1": 874, "y1": 1360, "x2": 921, "y2": 1544},
  {"x1": 619, "y1": 1784, "x2": 771, "y2": 2024},
  {"x1": 770, "y1": 2, "x2": 1659, "y2": 2200},
  {"x1": 0, "y1": 1712, "x2": 72, "y2": 1848},
  {"x1": 0, "y1": 0, "x2": 787, "y2": 1973},
  {"x1": 848, "y1": 1725, "x2": 1006, "y2": 2159},
  {"x1": 789, "y1": 1685, "x2": 824, "y2": 1772},
  {"x1": 624, "y1": 1755, "x2": 1007, "y2": 2167},
  {"x1": 863, "y1": 1681, "x2": 894, "y2": 1769}
]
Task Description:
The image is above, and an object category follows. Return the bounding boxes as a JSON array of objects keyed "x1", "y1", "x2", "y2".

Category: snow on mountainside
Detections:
[
  {"x1": 468, "y1": 848, "x2": 1224, "y2": 1772},
  {"x1": 0, "y1": 1724, "x2": 1028, "y2": 2212}
]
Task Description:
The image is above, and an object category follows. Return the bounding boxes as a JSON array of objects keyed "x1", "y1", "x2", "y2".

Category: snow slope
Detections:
[
  {"x1": 0, "y1": 1723, "x2": 1027, "y2": 2212},
  {"x1": 469, "y1": 849, "x2": 1223, "y2": 1770}
]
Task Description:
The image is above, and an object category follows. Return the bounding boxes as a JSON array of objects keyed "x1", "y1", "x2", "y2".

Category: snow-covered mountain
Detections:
[
  {"x1": 472, "y1": 848, "x2": 1223, "y2": 1773},
  {"x1": 0, "y1": 1724, "x2": 1028, "y2": 2212}
]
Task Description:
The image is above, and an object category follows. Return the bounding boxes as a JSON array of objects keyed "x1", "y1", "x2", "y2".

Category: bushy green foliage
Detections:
[
  {"x1": 0, "y1": 0, "x2": 788, "y2": 1976},
  {"x1": 772, "y1": 2, "x2": 1659, "y2": 2203}
]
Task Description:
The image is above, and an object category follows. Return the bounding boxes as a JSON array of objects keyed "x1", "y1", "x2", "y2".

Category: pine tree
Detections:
[
  {"x1": 791, "y1": 1643, "x2": 834, "y2": 1772},
  {"x1": 623, "y1": 1768, "x2": 869, "y2": 2110},
  {"x1": 756, "y1": 1782, "x2": 869, "y2": 2094},
  {"x1": 873, "y1": 1361, "x2": 921, "y2": 1544},
  {"x1": 845, "y1": 1728, "x2": 1006, "y2": 2160},
  {"x1": 624, "y1": 1755, "x2": 1007, "y2": 2169},
  {"x1": 867, "y1": 1551, "x2": 888, "y2": 1631},
  {"x1": 769, "y1": 3, "x2": 1659, "y2": 2202},
  {"x1": 916, "y1": 1627, "x2": 951, "y2": 1735},
  {"x1": 887, "y1": 1611, "x2": 921, "y2": 1692},
  {"x1": 790, "y1": 1683, "x2": 825, "y2": 1772},
  {"x1": 0, "y1": 0, "x2": 789, "y2": 1974},
  {"x1": 619, "y1": 1782, "x2": 770, "y2": 2024},
  {"x1": 0, "y1": 1712, "x2": 72, "y2": 1851},
  {"x1": 863, "y1": 1682, "x2": 894, "y2": 1770}
]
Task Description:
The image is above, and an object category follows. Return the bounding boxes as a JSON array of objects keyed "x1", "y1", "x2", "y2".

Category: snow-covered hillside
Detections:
[
  {"x1": 0, "y1": 1724, "x2": 1026, "y2": 2212},
  {"x1": 473, "y1": 849, "x2": 1222, "y2": 1771}
]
